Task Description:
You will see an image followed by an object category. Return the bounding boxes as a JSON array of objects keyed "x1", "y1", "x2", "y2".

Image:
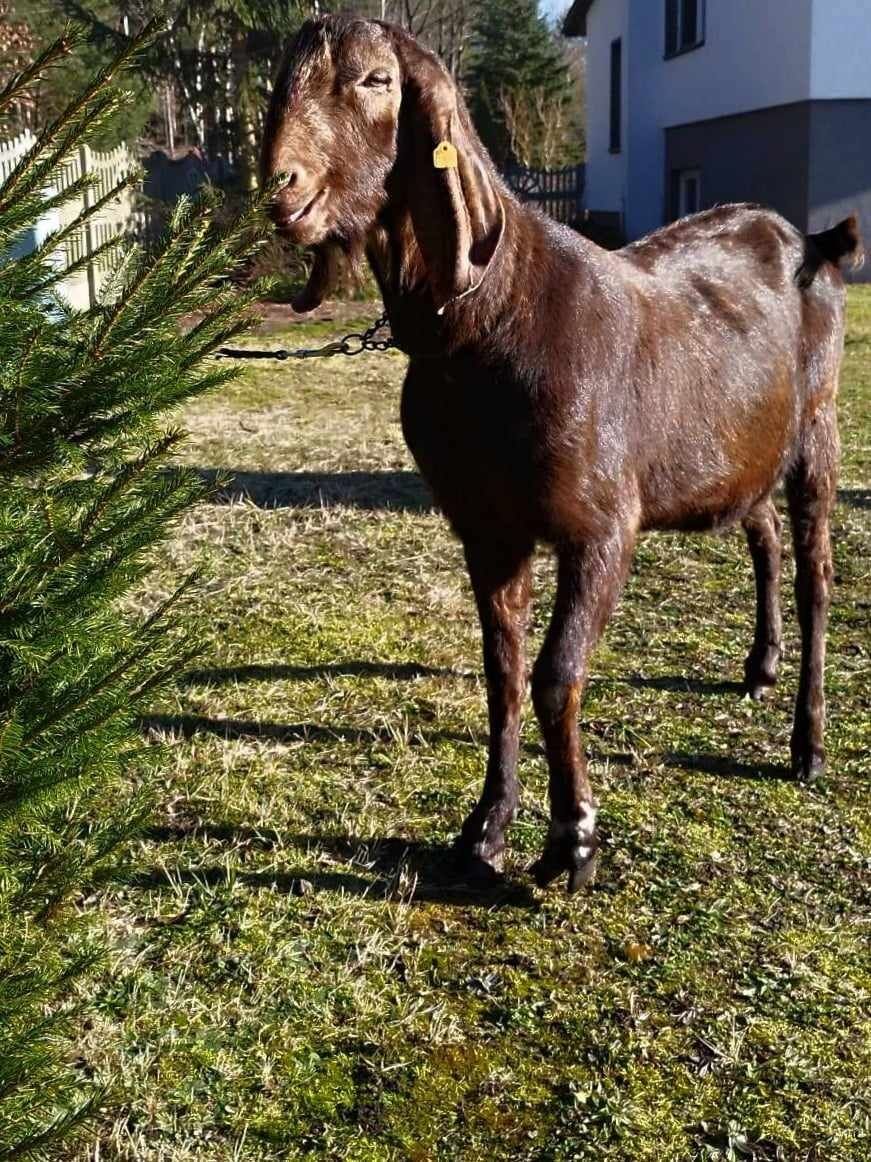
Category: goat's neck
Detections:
[{"x1": 366, "y1": 194, "x2": 530, "y2": 359}]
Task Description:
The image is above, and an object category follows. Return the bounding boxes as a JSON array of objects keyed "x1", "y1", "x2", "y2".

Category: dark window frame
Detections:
[
  {"x1": 665, "y1": 0, "x2": 706, "y2": 60},
  {"x1": 670, "y1": 166, "x2": 703, "y2": 220},
  {"x1": 609, "y1": 37, "x2": 622, "y2": 154}
]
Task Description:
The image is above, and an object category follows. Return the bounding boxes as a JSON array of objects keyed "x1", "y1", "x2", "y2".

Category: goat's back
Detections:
[
  {"x1": 402, "y1": 202, "x2": 848, "y2": 543},
  {"x1": 605, "y1": 205, "x2": 846, "y2": 528}
]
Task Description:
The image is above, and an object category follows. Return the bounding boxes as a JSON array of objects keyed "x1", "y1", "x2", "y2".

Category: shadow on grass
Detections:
[
  {"x1": 131, "y1": 833, "x2": 537, "y2": 909},
  {"x1": 141, "y1": 712, "x2": 632, "y2": 768},
  {"x1": 665, "y1": 751, "x2": 791, "y2": 781},
  {"x1": 180, "y1": 660, "x2": 474, "y2": 686},
  {"x1": 616, "y1": 674, "x2": 745, "y2": 697},
  {"x1": 144, "y1": 821, "x2": 283, "y2": 846},
  {"x1": 177, "y1": 653, "x2": 746, "y2": 701},
  {"x1": 140, "y1": 712, "x2": 482, "y2": 749},
  {"x1": 838, "y1": 488, "x2": 871, "y2": 510},
  {"x1": 148, "y1": 720, "x2": 793, "y2": 782},
  {"x1": 182, "y1": 664, "x2": 740, "y2": 696},
  {"x1": 195, "y1": 468, "x2": 435, "y2": 512}
]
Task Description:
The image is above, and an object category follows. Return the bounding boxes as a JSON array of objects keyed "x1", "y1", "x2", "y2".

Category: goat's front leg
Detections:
[
  {"x1": 455, "y1": 539, "x2": 533, "y2": 882},
  {"x1": 531, "y1": 528, "x2": 636, "y2": 892}
]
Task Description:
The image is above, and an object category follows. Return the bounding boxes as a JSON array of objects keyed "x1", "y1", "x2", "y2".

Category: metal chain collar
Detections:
[{"x1": 215, "y1": 312, "x2": 395, "y2": 361}]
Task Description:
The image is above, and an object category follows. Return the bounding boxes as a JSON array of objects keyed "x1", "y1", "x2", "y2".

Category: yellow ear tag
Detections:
[{"x1": 433, "y1": 140, "x2": 458, "y2": 170}]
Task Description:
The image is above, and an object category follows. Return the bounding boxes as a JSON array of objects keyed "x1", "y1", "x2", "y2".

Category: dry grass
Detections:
[{"x1": 74, "y1": 296, "x2": 870, "y2": 1161}]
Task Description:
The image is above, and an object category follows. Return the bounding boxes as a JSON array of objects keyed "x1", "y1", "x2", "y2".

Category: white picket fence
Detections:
[
  {"x1": 0, "y1": 129, "x2": 35, "y2": 182},
  {"x1": 0, "y1": 131, "x2": 137, "y2": 309}
]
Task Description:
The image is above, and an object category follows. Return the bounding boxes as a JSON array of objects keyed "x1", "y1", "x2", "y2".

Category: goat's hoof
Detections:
[
  {"x1": 791, "y1": 747, "x2": 826, "y2": 784},
  {"x1": 531, "y1": 812, "x2": 599, "y2": 894},
  {"x1": 744, "y1": 656, "x2": 779, "y2": 701},
  {"x1": 452, "y1": 838, "x2": 504, "y2": 886},
  {"x1": 530, "y1": 844, "x2": 598, "y2": 894},
  {"x1": 746, "y1": 679, "x2": 776, "y2": 702},
  {"x1": 567, "y1": 856, "x2": 598, "y2": 893}
]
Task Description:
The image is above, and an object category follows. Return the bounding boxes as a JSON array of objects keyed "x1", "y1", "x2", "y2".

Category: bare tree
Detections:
[
  {"x1": 341, "y1": 0, "x2": 476, "y2": 76},
  {"x1": 499, "y1": 84, "x2": 573, "y2": 169},
  {"x1": 562, "y1": 33, "x2": 586, "y2": 160}
]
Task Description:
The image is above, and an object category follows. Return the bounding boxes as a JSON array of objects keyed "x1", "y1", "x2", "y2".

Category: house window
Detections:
[
  {"x1": 672, "y1": 168, "x2": 702, "y2": 218},
  {"x1": 609, "y1": 38, "x2": 622, "y2": 153},
  {"x1": 666, "y1": 0, "x2": 706, "y2": 58}
]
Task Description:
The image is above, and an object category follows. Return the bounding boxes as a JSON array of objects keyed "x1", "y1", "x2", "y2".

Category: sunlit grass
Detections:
[{"x1": 77, "y1": 292, "x2": 870, "y2": 1160}]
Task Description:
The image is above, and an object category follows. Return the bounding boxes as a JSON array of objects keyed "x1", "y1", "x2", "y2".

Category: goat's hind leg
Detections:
[
  {"x1": 742, "y1": 497, "x2": 783, "y2": 700},
  {"x1": 530, "y1": 526, "x2": 635, "y2": 893},
  {"x1": 786, "y1": 403, "x2": 839, "y2": 782},
  {"x1": 454, "y1": 539, "x2": 533, "y2": 882}
]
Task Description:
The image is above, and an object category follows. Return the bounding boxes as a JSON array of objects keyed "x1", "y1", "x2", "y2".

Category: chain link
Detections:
[{"x1": 215, "y1": 312, "x2": 395, "y2": 362}]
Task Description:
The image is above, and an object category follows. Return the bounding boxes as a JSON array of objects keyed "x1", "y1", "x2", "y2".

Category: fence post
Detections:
[{"x1": 79, "y1": 143, "x2": 97, "y2": 308}]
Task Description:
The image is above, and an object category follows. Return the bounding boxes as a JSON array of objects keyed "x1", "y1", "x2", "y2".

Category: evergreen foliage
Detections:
[
  {"x1": 466, "y1": 0, "x2": 578, "y2": 167},
  {"x1": 4, "y1": 1, "x2": 155, "y2": 147},
  {"x1": 0, "y1": 26, "x2": 270, "y2": 1158}
]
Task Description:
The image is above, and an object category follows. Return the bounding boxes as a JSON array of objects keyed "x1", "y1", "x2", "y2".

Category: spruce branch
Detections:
[{"x1": 0, "y1": 26, "x2": 84, "y2": 116}]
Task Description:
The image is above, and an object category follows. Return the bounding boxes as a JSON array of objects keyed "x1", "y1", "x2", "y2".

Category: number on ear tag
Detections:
[{"x1": 433, "y1": 140, "x2": 458, "y2": 170}]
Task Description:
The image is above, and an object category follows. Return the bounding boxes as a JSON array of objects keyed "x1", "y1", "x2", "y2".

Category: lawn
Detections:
[{"x1": 78, "y1": 288, "x2": 870, "y2": 1161}]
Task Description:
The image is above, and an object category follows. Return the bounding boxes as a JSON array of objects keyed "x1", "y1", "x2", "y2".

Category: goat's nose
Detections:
[{"x1": 282, "y1": 165, "x2": 307, "y2": 192}]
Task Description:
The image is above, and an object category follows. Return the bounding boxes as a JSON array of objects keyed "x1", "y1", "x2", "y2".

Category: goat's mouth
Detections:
[{"x1": 276, "y1": 188, "x2": 328, "y2": 239}]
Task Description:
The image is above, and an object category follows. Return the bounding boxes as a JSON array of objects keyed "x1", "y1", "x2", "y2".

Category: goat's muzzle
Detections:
[{"x1": 270, "y1": 185, "x2": 329, "y2": 244}]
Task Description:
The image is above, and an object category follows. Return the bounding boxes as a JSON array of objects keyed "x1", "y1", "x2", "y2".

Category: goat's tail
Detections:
[{"x1": 797, "y1": 214, "x2": 865, "y2": 289}]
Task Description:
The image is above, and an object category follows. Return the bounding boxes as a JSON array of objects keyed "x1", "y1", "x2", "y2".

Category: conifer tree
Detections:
[
  {"x1": 0, "y1": 27, "x2": 270, "y2": 1158},
  {"x1": 466, "y1": 0, "x2": 577, "y2": 167}
]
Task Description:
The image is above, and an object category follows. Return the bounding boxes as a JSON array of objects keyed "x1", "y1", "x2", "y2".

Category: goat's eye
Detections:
[{"x1": 361, "y1": 70, "x2": 391, "y2": 89}]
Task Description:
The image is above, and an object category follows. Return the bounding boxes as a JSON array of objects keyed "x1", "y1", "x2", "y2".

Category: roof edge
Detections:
[{"x1": 562, "y1": 0, "x2": 594, "y2": 38}]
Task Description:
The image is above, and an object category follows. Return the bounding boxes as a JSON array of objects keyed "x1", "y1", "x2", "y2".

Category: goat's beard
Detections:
[
  {"x1": 292, "y1": 233, "x2": 368, "y2": 314},
  {"x1": 290, "y1": 176, "x2": 388, "y2": 312}
]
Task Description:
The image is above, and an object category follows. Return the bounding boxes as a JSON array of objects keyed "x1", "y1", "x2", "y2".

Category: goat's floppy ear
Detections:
[{"x1": 392, "y1": 33, "x2": 504, "y2": 312}]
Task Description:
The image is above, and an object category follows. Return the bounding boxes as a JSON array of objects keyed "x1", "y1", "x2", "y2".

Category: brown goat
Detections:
[{"x1": 262, "y1": 16, "x2": 861, "y2": 892}]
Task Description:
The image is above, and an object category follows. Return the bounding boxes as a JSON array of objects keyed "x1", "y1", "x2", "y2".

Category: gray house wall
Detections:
[
  {"x1": 665, "y1": 100, "x2": 871, "y2": 281},
  {"x1": 665, "y1": 104, "x2": 811, "y2": 238},
  {"x1": 807, "y1": 101, "x2": 871, "y2": 283}
]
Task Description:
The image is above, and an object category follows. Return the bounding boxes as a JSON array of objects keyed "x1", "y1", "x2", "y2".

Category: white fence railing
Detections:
[
  {"x1": 0, "y1": 129, "x2": 35, "y2": 182},
  {"x1": 0, "y1": 132, "x2": 137, "y2": 309}
]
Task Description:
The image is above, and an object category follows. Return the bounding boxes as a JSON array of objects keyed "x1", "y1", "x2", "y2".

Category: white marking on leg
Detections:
[{"x1": 548, "y1": 802, "x2": 598, "y2": 855}]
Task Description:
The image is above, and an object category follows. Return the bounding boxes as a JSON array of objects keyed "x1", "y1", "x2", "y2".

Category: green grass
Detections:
[{"x1": 77, "y1": 295, "x2": 869, "y2": 1160}]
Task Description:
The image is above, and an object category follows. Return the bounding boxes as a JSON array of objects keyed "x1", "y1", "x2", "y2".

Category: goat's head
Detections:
[{"x1": 261, "y1": 16, "x2": 504, "y2": 312}]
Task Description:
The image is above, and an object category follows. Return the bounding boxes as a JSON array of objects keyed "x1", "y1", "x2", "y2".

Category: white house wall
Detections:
[
  {"x1": 624, "y1": 0, "x2": 814, "y2": 238},
  {"x1": 652, "y1": 0, "x2": 815, "y2": 124},
  {"x1": 810, "y1": 0, "x2": 871, "y2": 99},
  {"x1": 583, "y1": 0, "x2": 629, "y2": 223}
]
